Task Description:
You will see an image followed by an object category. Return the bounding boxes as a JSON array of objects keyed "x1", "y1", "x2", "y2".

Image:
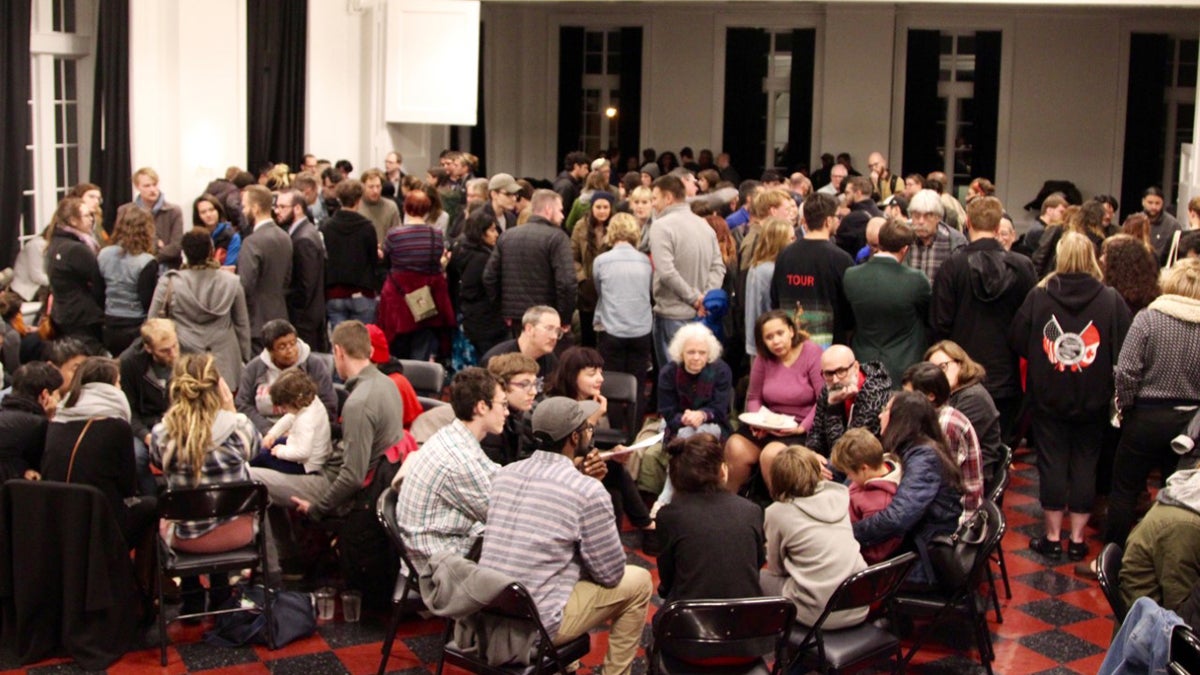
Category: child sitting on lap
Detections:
[
  {"x1": 250, "y1": 369, "x2": 332, "y2": 475},
  {"x1": 831, "y1": 428, "x2": 904, "y2": 563}
]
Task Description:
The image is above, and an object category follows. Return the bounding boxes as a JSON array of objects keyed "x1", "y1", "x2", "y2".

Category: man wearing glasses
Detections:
[
  {"x1": 480, "y1": 305, "x2": 564, "y2": 376},
  {"x1": 806, "y1": 345, "x2": 893, "y2": 460}
]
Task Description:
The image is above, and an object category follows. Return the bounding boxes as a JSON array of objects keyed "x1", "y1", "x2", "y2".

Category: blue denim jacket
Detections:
[{"x1": 1098, "y1": 596, "x2": 1184, "y2": 675}]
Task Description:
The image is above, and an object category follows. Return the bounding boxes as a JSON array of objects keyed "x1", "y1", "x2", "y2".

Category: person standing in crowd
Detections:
[
  {"x1": 592, "y1": 212, "x2": 652, "y2": 387},
  {"x1": 448, "y1": 210, "x2": 507, "y2": 357},
  {"x1": 572, "y1": 190, "x2": 615, "y2": 347},
  {"x1": 47, "y1": 197, "x2": 105, "y2": 351},
  {"x1": 238, "y1": 185, "x2": 293, "y2": 352},
  {"x1": 378, "y1": 190, "x2": 455, "y2": 361},
  {"x1": 321, "y1": 179, "x2": 380, "y2": 329},
  {"x1": 97, "y1": 206, "x2": 158, "y2": 355},
  {"x1": 115, "y1": 167, "x2": 184, "y2": 267}
]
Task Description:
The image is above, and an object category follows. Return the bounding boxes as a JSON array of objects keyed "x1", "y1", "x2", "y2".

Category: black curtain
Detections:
[
  {"x1": 785, "y1": 28, "x2": 816, "y2": 173},
  {"x1": 723, "y1": 28, "x2": 769, "y2": 182},
  {"x1": 902, "y1": 29, "x2": 942, "y2": 176},
  {"x1": 247, "y1": 0, "x2": 307, "y2": 172},
  {"x1": 0, "y1": 0, "x2": 32, "y2": 266},
  {"x1": 617, "y1": 27, "x2": 643, "y2": 165},
  {"x1": 1121, "y1": 33, "x2": 1170, "y2": 219},
  {"x1": 973, "y1": 31, "x2": 1002, "y2": 183},
  {"x1": 557, "y1": 26, "x2": 585, "y2": 165},
  {"x1": 90, "y1": 0, "x2": 130, "y2": 234}
]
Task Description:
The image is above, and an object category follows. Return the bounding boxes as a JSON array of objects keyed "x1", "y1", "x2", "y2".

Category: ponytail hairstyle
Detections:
[{"x1": 161, "y1": 353, "x2": 223, "y2": 478}]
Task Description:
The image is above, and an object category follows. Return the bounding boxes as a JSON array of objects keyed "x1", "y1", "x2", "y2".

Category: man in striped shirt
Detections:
[{"x1": 479, "y1": 397, "x2": 652, "y2": 675}]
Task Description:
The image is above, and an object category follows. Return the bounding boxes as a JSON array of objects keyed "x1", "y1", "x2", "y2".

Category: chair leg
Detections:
[
  {"x1": 995, "y1": 544, "x2": 1012, "y2": 599},
  {"x1": 986, "y1": 565, "x2": 1003, "y2": 623},
  {"x1": 157, "y1": 566, "x2": 168, "y2": 666},
  {"x1": 377, "y1": 598, "x2": 405, "y2": 675},
  {"x1": 434, "y1": 619, "x2": 454, "y2": 675},
  {"x1": 964, "y1": 592, "x2": 994, "y2": 675},
  {"x1": 262, "y1": 581, "x2": 275, "y2": 650}
]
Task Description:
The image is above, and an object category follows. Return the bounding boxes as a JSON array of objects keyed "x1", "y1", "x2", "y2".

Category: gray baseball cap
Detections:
[
  {"x1": 488, "y1": 173, "x2": 521, "y2": 194},
  {"x1": 531, "y1": 397, "x2": 600, "y2": 443}
]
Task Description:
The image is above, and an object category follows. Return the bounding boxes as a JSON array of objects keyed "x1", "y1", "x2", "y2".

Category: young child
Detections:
[
  {"x1": 250, "y1": 369, "x2": 332, "y2": 475},
  {"x1": 831, "y1": 428, "x2": 904, "y2": 563},
  {"x1": 762, "y1": 445, "x2": 868, "y2": 629}
]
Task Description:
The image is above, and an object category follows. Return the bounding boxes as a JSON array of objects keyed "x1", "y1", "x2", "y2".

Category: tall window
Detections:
[
  {"x1": 578, "y1": 29, "x2": 620, "y2": 157},
  {"x1": 1163, "y1": 37, "x2": 1197, "y2": 205},
  {"x1": 26, "y1": 0, "x2": 92, "y2": 236},
  {"x1": 937, "y1": 33, "x2": 976, "y2": 197},
  {"x1": 764, "y1": 32, "x2": 792, "y2": 170}
]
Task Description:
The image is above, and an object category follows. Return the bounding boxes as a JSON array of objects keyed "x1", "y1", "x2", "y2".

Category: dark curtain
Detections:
[
  {"x1": 90, "y1": 0, "x2": 130, "y2": 234},
  {"x1": 723, "y1": 28, "x2": 769, "y2": 182},
  {"x1": 557, "y1": 26, "x2": 585, "y2": 165},
  {"x1": 1121, "y1": 33, "x2": 1169, "y2": 219},
  {"x1": 902, "y1": 29, "x2": 942, "y2": 176},
  {"x1": 973, "y1": 31, "x2": 1002, "y2": 182},
  {"x1": 785, "y1": 28, "x2": 816, "y2": 173},
  {"x1": 247, "y1": 0, "x2": 307, "y2": 171},
  {"x1": 617, "y1": 27, "x2": 643, "y2": 165},
  {"x1": 0, "y1": 0, "x2": 32, "y2": 266}
]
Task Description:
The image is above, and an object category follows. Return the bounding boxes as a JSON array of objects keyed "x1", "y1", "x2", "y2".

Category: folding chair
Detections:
[
  {"x1": 788, "y1": 552, "x2": 918, "y2": 675},
  {"x1": 893, "y1": 500, "x2": 1006, "y2": 675},
  {"x1": 1096, "y1": 542, "x2": 1127, "y2": 630},
  {"x1": 436, "y1": 582, "x2": 590, "y2": 675},
  {"x1": 594, "y1": 371, "x2": 639, "y2": 449},
  {"x1": 1171, "y1": 624, "x2": 1200, "y2": 675},
  {"x1": 984, "y1": 443, "x2": 1014, "y2": 622},
  {"x1": 650, "y1": 596, "x2": 796, "y2": 675},
  {"x1": 376, "y1": 486, "x2": 426, "y2": 675},
  {"x1": 399, "y1": 359, "x2": 446, "y2": 398},
  {"x1": 156, "y1": 482, "x2": 271, "y2": 665}
]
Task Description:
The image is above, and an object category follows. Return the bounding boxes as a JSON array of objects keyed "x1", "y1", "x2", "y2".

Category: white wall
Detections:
[
  {"x1": 306, "y1": 1, "x2": 369, "y2": 171},
  {"x1": 129, "y1": 0, "x2": 246, "y2": 221},
  {"x1": 818, "y1": 5, "x2": 896, "y2": 170}
]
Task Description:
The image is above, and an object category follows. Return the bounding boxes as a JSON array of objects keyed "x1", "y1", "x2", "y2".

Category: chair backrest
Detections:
[
  {"x1": 597, "y1": 371, "x2": 639, "y2": 445},
  {"x1": 987, "y1": 444, "x2": 1013, "y2": 504},
  {"x1": 963, "y1": 499, "x2": 1006, "y2": 579},
  {"x1": 376, "y1": 485, "x2": 421, "y2": 575},
  {"x1": 1171, "y1": 624, "x2": 1200, "y2": 675},
  {"x1": 825, "y1": 551, "x2": 919, "y2": 616},
  {"x1": 312, "y1": 352, "x2": 336, "y2": 381},
  {"x1": 157, "y1": 482, "x2": 267, "y2": 522},
  {"x1": 653, "y1": 596, "x2": 796, "y2": 663},
  {"x1": 1097, "y1": 542, "x2": 1127, "y2": 623},
  {"x1": 399, "y1": 359, "x2": 446, "y2": 398},
  {"x1": 417, "y1": 396, "x2": 448, "y2": 410}
]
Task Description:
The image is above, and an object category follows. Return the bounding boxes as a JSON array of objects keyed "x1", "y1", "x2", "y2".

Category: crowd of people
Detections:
[{"x1": 6, "y1": 144, "x2": 1200, "y2": 670}]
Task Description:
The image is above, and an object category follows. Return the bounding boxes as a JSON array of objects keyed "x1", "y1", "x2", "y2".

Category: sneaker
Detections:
[
  {"x1": 1029, "y1": 535, "x2": 1063, "y2": 560},
  {"x1": 1067, "y1": 540, "x2": 1089, "y2": 562}
]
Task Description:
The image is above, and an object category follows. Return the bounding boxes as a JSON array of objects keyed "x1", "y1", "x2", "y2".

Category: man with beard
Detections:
[{"x1": 274, "y1": 189, "x2": 327, "y2": 350}]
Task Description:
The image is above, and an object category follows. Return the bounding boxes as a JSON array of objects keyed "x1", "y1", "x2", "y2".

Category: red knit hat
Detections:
[{"x1": 367, "y1": 324, "x2": 389, "y2": 364}]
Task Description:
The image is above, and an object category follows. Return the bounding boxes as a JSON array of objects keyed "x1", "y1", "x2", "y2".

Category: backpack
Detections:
[{"x1": 204, "y1": 584, "x2": 316, "y2": 650}]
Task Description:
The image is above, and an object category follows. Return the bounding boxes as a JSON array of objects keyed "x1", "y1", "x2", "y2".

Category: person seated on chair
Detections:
[
  {"x1": 151, "y1": 352, "x2": 264, "y2": 616},
  {"x1": 481, "y1": 352, "x2": 541, "y2": 465},
  {"x1": 830, "y1": 429, "x2": 902, "y2": 564},
  {"x1": 479, "y1": 305, "x2": 562, "y2": 376},
  {"x1": 42, "y1": 357, "x2": 156, "y2": 550},
  {"x1": 235, "y1": 319, "x2": 337, "y2": 434},
  {"x1": 540, "y1": 347, "x2": 650, "y2": 532},
  {"x1": 852, "y1": 392, "x2": 964, "y2": 587},
  {"x1": 46, "y1": 336, "x2": 90, "y2": 398},
  {"x1": 396, "y1": 367, "x2": 507, "y2": 583},
  {"x1": 902, "y1": 362, "x2": 984, "y2": 524},
  {"x1": 1120, "y1": 467, "x2": 1200, "y2": 615},
  {"x1": 249, "y1": 369, "x2": 332, "y2": 476},
  {"x1": 724, "y1": 310, "x2": 823, "y2": 495},
  {"x1": 119, "y1": 317, "x2": 179, "y2": 497},
  {"x1": 479, "y1": 397, "x2": 653, "y2": 675},
  {"x1": 760, "y1": 445, "x2": 868, "y2": 629},
  {"x1": 656, "y1": 432, "x2": 763, "y2": 603},
  {"x1": 0, "y1": 362, "x2": 62, "y2": 483},
  {"x1": 804, "y1": 345, "x2": 893, "y2": 461}
]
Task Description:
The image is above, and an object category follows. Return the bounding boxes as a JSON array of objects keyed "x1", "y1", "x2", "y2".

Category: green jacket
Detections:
[
  {"x1": 842, "y1": 255, "x2": 931, "y2": 388},
  {"x1": 1120, "y1": 502, "x2": 1200, "y2": 612}
]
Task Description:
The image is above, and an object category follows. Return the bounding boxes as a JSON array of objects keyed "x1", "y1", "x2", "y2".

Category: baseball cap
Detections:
[
  {"x1": 488, "y1": 173, "x2": 521, "y2": 194},
  {"x1": 531, "y1": 397, "x2": 600, "y2": 444}
]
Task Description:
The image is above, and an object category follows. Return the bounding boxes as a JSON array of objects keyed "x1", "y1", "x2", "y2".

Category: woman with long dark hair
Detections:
[
  {"x1": 192, "y1": 193, "x2": 241, "y2": 267},
  {"x1": 46, "y1": 196, "x2": 106, "y2": 351},
  {"x1": 97, "y1": 206, "x2": 158, "y2": 354},
  {"x1": 852, "y1": 391, "x2": 964, "y2": 585},
  {"x1": 571, "y1": 191, "x2": 615, "y2": 347},
  {"x1": 447, "y1": 210, "x2": 506, "y2": 356}
]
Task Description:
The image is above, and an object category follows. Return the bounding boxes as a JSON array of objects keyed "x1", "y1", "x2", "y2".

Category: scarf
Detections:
[{"x1": 53, "y1": 382, "x2": 132, "y2": 424}]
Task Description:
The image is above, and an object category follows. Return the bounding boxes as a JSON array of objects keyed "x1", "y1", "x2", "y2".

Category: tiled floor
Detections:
[{"x1": 0, "y1": 456, "x2": 1117, "y2": 675}]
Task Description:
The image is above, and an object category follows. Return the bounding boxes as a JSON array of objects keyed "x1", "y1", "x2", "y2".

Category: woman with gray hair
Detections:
[{"x1": 651, "y1": 322, "x2": 733, "y2": 516}]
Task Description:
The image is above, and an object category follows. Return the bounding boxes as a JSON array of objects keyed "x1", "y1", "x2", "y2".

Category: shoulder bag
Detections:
[
  {"x1": 64, "y1": 418, "x2": 97, "y2": 483},
  {"x1": 402, "y1": 227, "x2": 440, "y2": 323}
]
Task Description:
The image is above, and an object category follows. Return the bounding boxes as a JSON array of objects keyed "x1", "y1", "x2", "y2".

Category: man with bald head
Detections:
[
  {"x1": 856, "y1": 216, "x2": 885, "y2": 263},
  {"x1": 867, "y1": 152, "x2": 901, "y2": 203},
  {"x1": 805, "y1": 345, "x2": 893, "y2": 458}
]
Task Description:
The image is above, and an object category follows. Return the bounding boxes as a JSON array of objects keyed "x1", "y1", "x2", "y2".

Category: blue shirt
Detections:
[{"x1": 592, "y1": 242, "x2": 653, "y2": 339}]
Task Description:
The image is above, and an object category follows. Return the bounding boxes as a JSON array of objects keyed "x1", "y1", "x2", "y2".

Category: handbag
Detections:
[
  {"x1": 37, "y1": 294, "x2": 56, "y2": 340},
  {"x1": 926, "y1": 508, "x2": 989, "y2": 592},
  {"x1": 401, "y1": 227, "x2": 442, "y2": 323},
  {"x1": 204, "y1": 584, "x2": 317, "y2": 650}
]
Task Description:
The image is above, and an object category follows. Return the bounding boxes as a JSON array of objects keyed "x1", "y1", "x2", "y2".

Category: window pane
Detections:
[
  {"x1": 64, "y1": 60, "x2": 77, "y2": 100},
  {"x1": 586, "y1": 31, "x2": 603, "y2": 52},
  {"x1": 606, "y1": 53, "x2": 619, "y2": 75},
  {"x1": 607, "y1": 30, "x2": 620, "y2": 51},
  {"x1": 21, "y1": 194, "x2": 35, "y2": 237},
  {"x1": 54, "y1": 60, "x2": 63, "y2": 101},
  {"x1": 583, "y1": 89, "x2": 599, "y2": 113},
  {"x1": 940, "y1": 34, "x2": 953, "y2": 54},
  {"x1": 585, "y1": 54, "x2": 602, "y2": 75},
  {"x1": 772, "y1": 53, "x2": 791, "y2": 80},
  {"x1": 56, "y1": 149, "x2": 66, "y2": 189},
  {"x1": 585, "y1": 112, "x2": 600, "y2": 138},
  {"x1": 1180, "y1": 62, "x2": 1198, "y2": 88},
  {"x1": 65, "y1": 102, "x2": 78, "y2": 143},
  {"x1": 63, "y1": 0, "x2": 76, "y2": 33},
  {"x1": 55, "y1": 106, "x2": 64, "y2": 141},
  {"x1": 958, "y1": 35, "x2": 976, "y2": 56}
]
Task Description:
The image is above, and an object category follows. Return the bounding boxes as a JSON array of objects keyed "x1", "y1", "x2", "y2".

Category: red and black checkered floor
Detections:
[{"x1": 0, "y1": 457, "x2": 1117, "y2": 675}]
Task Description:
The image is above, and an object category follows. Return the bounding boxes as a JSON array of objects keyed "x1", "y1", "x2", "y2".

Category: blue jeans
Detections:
[
  {"x1": 652, "y1": 316, "x2": 692, "y2": 369},
  {"x1": 326, "y1": 296, "x2": 377, "y2": 330}
]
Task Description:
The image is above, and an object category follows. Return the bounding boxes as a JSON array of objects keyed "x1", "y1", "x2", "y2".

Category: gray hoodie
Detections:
[
  {"x1": 764, "y1": 481, "x2": 868, "y2": 628},
  {"x1": 148, "y1": 267, "x2": 252, "y2": 386},
  {"x1": 1157, "y1": 468, "x2": 1200, "y2": 514}
]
